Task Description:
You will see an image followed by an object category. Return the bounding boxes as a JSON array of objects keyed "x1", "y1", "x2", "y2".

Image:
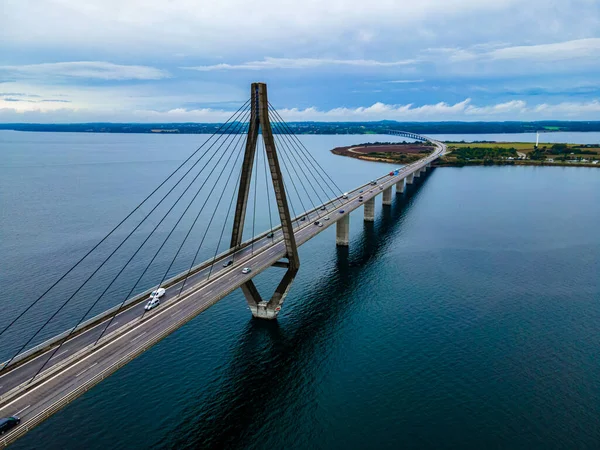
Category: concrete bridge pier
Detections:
[
  {"x1": 421, "y1": 166, "x2": 427, "y2": 174},
  {"x1": 396, "y1": 178, "x2": 405, "y2": 194},
  {"x1": 336, "y1": 214, "x2": 350, "y2": 246},
  {"x1": 414, "y1": 169, "x2": 421, "y2": 178},
  {"x1": 406, "y1": 173, "x2": 414, "y2": 184},
  {"x1": 382, "y1": 186, "x2": 392, "y2": 205},
  {"x1": 364, "y1": 197, "x2": 375, "y2": 221}
]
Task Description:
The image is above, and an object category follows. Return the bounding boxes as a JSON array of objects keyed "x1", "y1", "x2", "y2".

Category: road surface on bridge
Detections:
[{"x1": 0, "y1": 138, "x2": 445, "y2": 447}]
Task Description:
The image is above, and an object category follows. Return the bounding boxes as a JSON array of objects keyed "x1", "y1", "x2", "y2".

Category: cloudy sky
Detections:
[{"x1": 1, "y1": 0, "x2": 600, "y2": 122}]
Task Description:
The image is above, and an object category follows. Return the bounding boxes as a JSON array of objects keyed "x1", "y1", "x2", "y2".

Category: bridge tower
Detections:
[{"x1": 230, "y1": 83, "x2": 300, "y2": 319}]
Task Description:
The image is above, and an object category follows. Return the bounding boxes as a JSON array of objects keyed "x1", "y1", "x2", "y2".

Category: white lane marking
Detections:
[
  {"x1": 15, "y1": 404, "x2": 31, "y2": 416},
  {"x1": 75, "y1": 363, "x2": 97, "y2": 378},
  {"x1": 50, "y1": 350, "x2": 69, "y2": 360},
  {"x1": 130, "y1": 332, "x2": 147, "y2": 342},
  {"x1": 109, "y1": 322, "x2": 119, "y2": 328},
  {"x1": 170, "y1": 310, "x2": 184, "y2": 318}
]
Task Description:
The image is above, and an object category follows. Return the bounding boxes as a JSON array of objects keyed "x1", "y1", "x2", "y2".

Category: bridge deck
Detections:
[{"x1": 0, "y1": 138, "x2": 445, "y2": 447}]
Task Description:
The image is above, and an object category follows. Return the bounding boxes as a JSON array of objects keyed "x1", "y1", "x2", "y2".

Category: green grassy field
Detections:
[{"x1": 446, "y1": 142, "x2": 600, "y2": 158}]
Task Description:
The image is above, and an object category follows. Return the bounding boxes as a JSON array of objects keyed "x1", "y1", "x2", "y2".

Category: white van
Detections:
[{"x1": 149, "y1": 288, "x2": 165, "y2": 299}]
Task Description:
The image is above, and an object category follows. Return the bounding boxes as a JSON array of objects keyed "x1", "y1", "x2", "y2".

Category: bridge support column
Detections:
[
  {"x1": 396, "y1": 178, "x2": 405, "y2": 194},
  {"x1": 414, "y1": 169, "x2": 421, "y2": 178},
  {"x1": 406, "y1": 173, "x2": 414, "y2": 184},
  {"x1": 382, "y1": 186, "x2": 392, "y2": 205},
  {"x1": 241, "y1": 265, "x2": 298, "y2": 319},
  {"x1": 336, "y1": 214, "x2": 350, "y2": 246},
  {"x1": 421, "y1": 166, "x2": 427, "y2": 174},
  {"x1": 364, "y1": 197, "x2": 375, "y2": 222}
]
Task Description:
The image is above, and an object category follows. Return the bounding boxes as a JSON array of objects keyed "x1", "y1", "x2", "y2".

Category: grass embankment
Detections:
[{"x1": 437, "y1": 142, "x2": 600, "y2": 167}]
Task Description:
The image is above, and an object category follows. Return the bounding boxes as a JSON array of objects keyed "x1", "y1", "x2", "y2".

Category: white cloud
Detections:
[
  {"x1": 3, "y1": 98, "x2": 600, "y2": 123},
  {"x1": 184, "y1": 57, "x2": 416, "y2": 72},
  {"x1": 489, "y1": 38, "x2": 600, "y2": 61},
  {"x1": 0, "y1": 62, "x2": 169, "y2": 81},
  {"x1": 386, "y1": 80, "x2": 425, "y2": 84}
]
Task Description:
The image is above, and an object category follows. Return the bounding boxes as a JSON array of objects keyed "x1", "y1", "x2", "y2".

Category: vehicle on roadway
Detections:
[
  {"x1": 370, "y1": 180, "x2": 377, "y2": 186},
  {"x1": 389, "y1": 171, "x2": 394, "y2": 176},
  {"x1": 359, "y1": 189, "x2": 363, "y2": 193},
  {"x1": 242, "y1": 267, "x2": 252, "y2": 274},
  {"x1": 324, "y1": 216, "x2": 330, "y2": 221},
  {"x1": 320, "y1": 206, "x2": 326, "y2": 211},
  {"x1": 222, "y1": 260, "x2": 233, "y2": 268},
  {"x1": 0, "y1": 416, "x2": 20, "y2": 435},
  {"x1": 318, "y1": 222, "x2": 323, "y2": 227},
  {"x1": 379, "y1": 185, "x2": 384, "y2": 190},
  {"x1": 144, "y1": 297, "x2": 160, "y2": 311},
  {"x1": 359, "y1": 196, "x2": 363, "y2": 202},
  {"x1": 267, "y1": 232, "x2": 274, "y2": 238},
  {"x1": 150, "y1": 288, "x2": 165, "y2": 299},
  {"x1": 342, "y1": 192, "x2": 349, "y2": 199},
  {"x1": 314, "y1": 220, "x2": 320, "y2": 226},
  {"x1": 300, "y1": 216, "x2": 306, "y2": 221},
  {"x1": 339, "y1": 209, "x2": 345, "y2": 214}
]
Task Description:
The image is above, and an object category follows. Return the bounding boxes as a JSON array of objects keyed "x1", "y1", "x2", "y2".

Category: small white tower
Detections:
[{"x1": 535, "y1": 131, "x2": 539, "y2": 149}]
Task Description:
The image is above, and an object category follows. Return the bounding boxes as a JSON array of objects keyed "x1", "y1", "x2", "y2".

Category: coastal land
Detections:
[
  {"x1": 332, "y1": 141, "x2": 600, "y2": 168},
  {"x1": 3, "y1": 121, "x2": 600, "y2": 135}
]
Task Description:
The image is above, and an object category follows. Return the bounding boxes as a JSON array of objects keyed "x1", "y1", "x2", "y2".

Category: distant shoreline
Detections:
[{"x1": 3, "y1": 121, "x2": 600, "y2": 135}]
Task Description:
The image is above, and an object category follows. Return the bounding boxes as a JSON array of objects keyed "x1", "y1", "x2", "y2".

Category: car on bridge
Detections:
[
  {"x1": 150, "y1": 288, "x2": 165, "y2": 299},
  {"x1": 222, "y1": 260, "x2": 233, "y2": 268},
  {"x1": 359, "y1": 196, "x2": 363, "y2": 202},
  {"x1": 342, "y1": 192, "x2": 349, "y2": 199},
  {"x1": 267, "y1": 232, "x2": 274, "y2": 238},
  {"x1": 242, "y1": 267, "x2": 252, "y2": 274},
  {"x1": 0, "y1": 416, "x2": 20, "y2": 435},
  {"x1": 144, "y1": 297, "x2": 160, "y2": 311},
  {"x1": 370, "y1": 180, "x2": 377, "y2": 186}
]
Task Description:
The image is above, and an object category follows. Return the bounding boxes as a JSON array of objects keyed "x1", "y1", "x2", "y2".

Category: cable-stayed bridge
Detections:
[{"x1": 0, "y1": 83, "x2": 445, "y2": 446}]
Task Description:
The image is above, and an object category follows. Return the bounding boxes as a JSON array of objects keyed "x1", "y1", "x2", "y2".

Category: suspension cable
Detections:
[
  {"x1": 7, "y1": 105, "x2": 250, "y2": 372},
  {"x1": 182, "y1": 131, "x2": 249, "y2": 287},
  {"x1": 262, "y1": 137, "x2": 274, "y2": 234},
  {"x1": 273, "y1": 131, "x2": 324, "y2": 218},
  {"x1": 0, "y1": 100, "x2": 250, "y2": 347},
  {"x1": 27, "y1": 117, "x2": 250, "y2": 381},
  {"x1": 250, "y1": 136, "x2": 259, "y2": 255},
  {"x1": 273, "y1": 133, "x2": 307, "y2": 221},
  {"x1": 268, "y1": 103, "x2": 345, "y2": 201},
  {"x1": 95, "y1": 111, "x2": 251, "y2": 343},
  {"x1": 269, "y1": 105, "x2": 345, "y2": 205},
  {"x1": 271, "y1": 119, "x2": 338, "y2": 209},
  {"x1": 206, "y1": 152, "x2": 245, "y2": 280}
]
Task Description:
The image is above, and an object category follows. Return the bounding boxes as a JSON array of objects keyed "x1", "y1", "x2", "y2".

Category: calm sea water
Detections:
[{"x1": 1, "y1": 131, "x2": 599, "y2": 449}]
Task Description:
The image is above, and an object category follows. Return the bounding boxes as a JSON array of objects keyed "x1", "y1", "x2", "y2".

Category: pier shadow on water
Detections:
[{"x1": 160, "y1": 171, "x2": 435, "y2": 449}]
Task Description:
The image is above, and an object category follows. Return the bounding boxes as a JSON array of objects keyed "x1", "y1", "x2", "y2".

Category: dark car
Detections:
[
  {"x1": 320, "y1": 206, "x2": 326, "y2": 211},
  {"x1": 222, "y1": 260, "x2": 233, "y2": 268},
  {"x1": 339, "y1": 209, "x2": 345, "y2": 214},
  {"x1": 267, "y1": 232, "x2": 274, "y2": 238},
  {"x1": 0, "y1": 416, "x2": 20, "y2": 435},
  {"x1": 300, "y1": 216, "x2": 306, "y2": 221}
]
